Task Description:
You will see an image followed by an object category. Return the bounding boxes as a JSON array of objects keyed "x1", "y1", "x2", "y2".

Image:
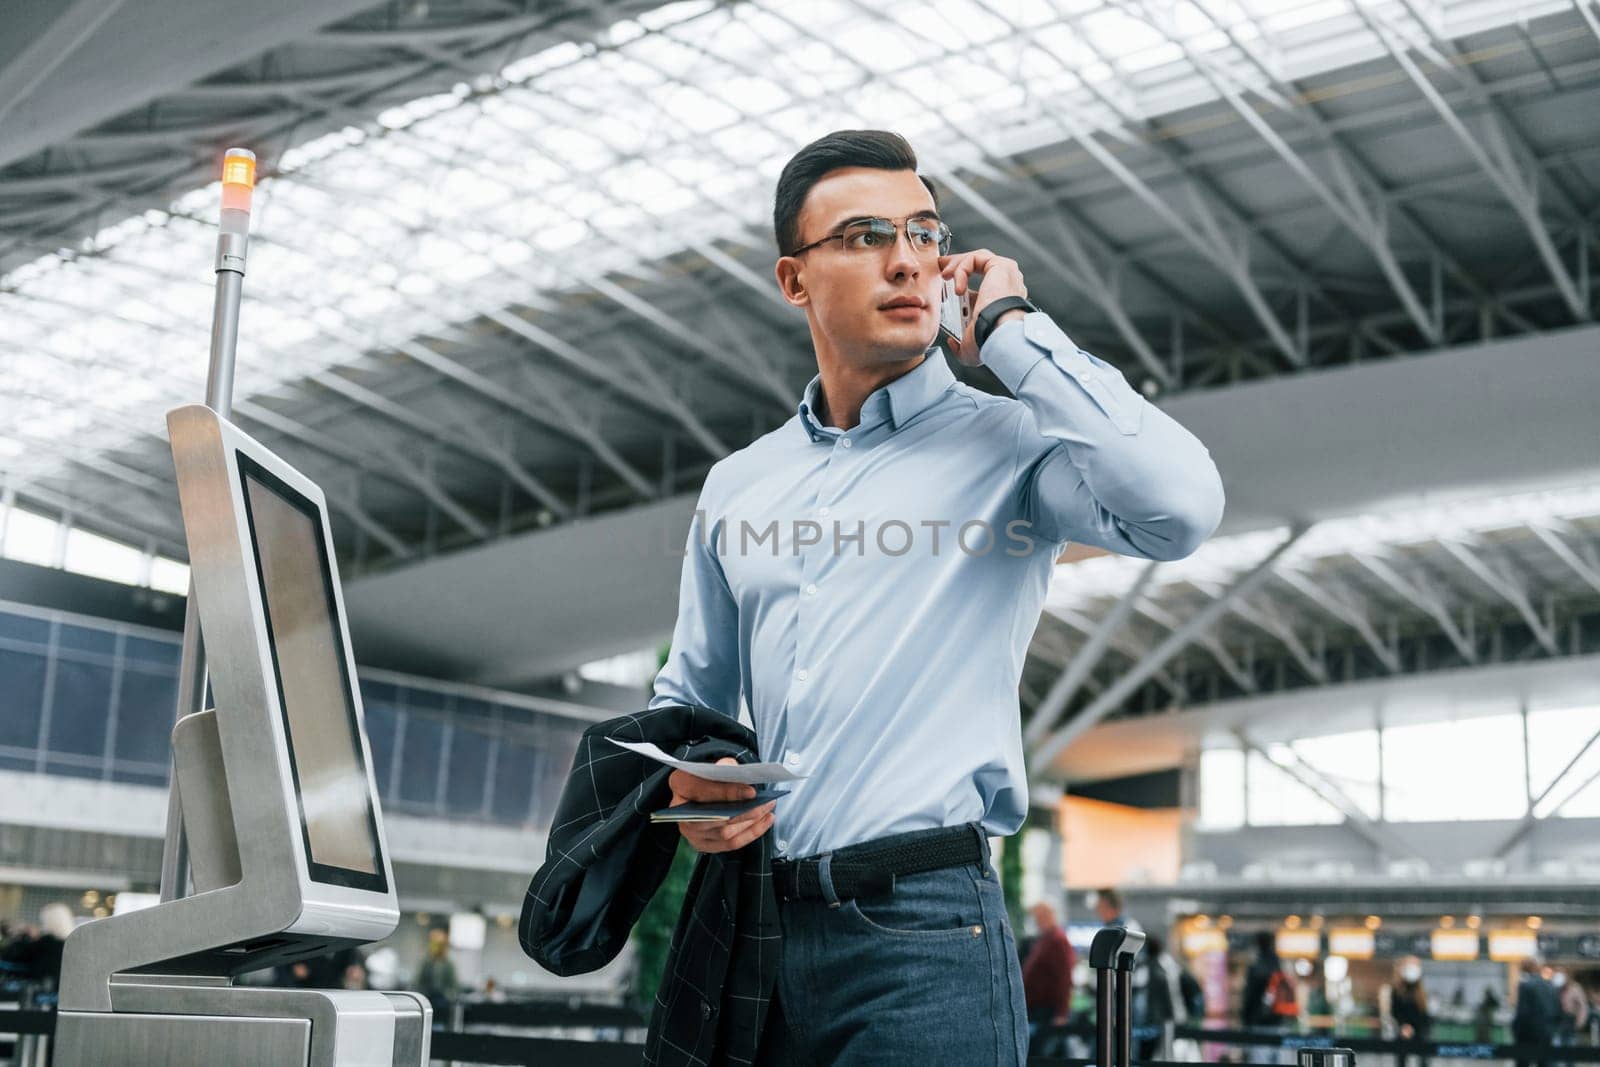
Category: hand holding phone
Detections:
[{"x1": 938, "y1": 276, "x2": 974, "y2": 348}]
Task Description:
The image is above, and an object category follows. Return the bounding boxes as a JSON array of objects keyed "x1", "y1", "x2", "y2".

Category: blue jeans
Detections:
[{"x1": 754, "y1": 823, "x2": 1029, "y2": 1065}]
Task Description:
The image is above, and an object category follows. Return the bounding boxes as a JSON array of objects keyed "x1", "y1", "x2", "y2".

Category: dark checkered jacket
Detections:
[{"x1": 519, "y1": 703, "x2": 779, "y2": 1066}]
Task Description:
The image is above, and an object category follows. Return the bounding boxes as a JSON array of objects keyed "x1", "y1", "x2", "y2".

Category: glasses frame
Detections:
[{"x1": 785, "y1": 213, "x2": 953, "y2": 259}]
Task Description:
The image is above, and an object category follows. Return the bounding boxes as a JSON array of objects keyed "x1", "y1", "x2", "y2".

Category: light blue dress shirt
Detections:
[{"x1": 648, "y1": 311, "x2": 1224, "y2": 859}]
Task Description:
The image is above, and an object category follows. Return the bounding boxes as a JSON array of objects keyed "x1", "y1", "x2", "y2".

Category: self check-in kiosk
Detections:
[{"x1": 54, "y1": 405, "x2": 431, "y2": 1065}]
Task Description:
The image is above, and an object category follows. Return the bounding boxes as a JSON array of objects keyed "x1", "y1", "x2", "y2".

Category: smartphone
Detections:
[{"x1": 938, "y1": 277, "x2": 975, "y2": 346}]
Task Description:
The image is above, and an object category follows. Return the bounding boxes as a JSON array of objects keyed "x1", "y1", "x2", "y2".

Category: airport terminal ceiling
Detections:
[{"x1": 3, "y1": 0, "x2": 1599, "y2": 744}]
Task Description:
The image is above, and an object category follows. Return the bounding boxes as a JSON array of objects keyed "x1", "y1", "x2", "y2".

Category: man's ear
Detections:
[{"x1": 774, "y1": 257, "x2": 809, "y2": 309}]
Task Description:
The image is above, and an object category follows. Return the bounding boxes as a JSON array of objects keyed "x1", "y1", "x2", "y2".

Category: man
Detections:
[
  {"x1": 1022, "y1": 901, "x2": 1076, "y2": 1054},
  {"x1": 648, "y1": 129, "x2": 1224, "y2": 1064},
  {"x1": 1241, "y1": 930, "x2": 1296, "y2": 1063},
  {"x1": 1513, "y1": 958, "x2": 1560, "y2": 1067},
  {"x1": 415, "y1": 928, "x2": 459, "y2": 1026},
  {"x1": 1094, "y1": 887, "x2": 1138, "y2": 930},
  {"x1": 1140, "y1": 935, "x2": 1202, "y2": 1062}
]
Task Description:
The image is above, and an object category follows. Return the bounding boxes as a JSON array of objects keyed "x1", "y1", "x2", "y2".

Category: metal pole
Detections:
[
  {"x1": 1096, "y1": 967, "x2": 1113, "y2": 1067},
  {"x1": 1116, "y1": 965, "x2": 1132, "y2": 1067},
  {"x1": 158, "y1": 148, "x2": 255, "y2": 902}
]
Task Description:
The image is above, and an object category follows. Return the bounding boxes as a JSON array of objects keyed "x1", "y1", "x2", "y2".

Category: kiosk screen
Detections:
[{"x1": 240, "y1": 454, "x2": 385, "y2": 890}]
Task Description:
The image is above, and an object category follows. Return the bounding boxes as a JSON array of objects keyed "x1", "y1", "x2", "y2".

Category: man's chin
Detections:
[{"x1": 870, "y1": 325, "x2": 939, "y2": 358}]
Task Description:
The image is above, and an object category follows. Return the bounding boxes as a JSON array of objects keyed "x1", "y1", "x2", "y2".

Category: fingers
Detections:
[
  {"x1": 938, "y1": 248, "x2": 1022, "y2": 297},
  {"x1": 679, "y1": 800, "x2": 778, "y2": 854},
  {"x1": 668, "y1": 756, "x2": 757, "y2": 805}
]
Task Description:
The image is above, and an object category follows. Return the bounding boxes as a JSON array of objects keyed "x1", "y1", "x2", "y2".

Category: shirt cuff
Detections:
[{"x1": 977, "y1": 312, "x2": 1042, "y2": 392}]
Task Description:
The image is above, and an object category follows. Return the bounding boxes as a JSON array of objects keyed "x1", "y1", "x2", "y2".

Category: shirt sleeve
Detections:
[
  {"x1": 647, "y1": 497, "x2": 743, "y2": 717},
  {"x1": 981, "y1": 310, "x2": 1225, "y2": 561}
]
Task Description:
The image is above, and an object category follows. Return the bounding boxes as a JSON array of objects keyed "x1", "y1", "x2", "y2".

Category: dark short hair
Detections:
[
  {"x1": 1096, "y1": 887, "x2": 1122, "y2": 912},
  {"x1": 772, "y1": 129, "x2": 939, "y2": 257}
]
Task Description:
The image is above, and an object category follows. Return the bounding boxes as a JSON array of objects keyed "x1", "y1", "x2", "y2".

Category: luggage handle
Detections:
[{"x1": 1089, "y1": 925, "x2": 1145, "y2": 1067}]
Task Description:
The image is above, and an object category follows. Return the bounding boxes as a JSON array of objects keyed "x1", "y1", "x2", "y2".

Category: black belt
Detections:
[{"x1": 771, "y1": 822, "x2": 988, "y2": 904}]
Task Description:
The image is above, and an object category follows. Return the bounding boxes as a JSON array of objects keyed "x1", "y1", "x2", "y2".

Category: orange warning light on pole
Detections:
[
  {"x1": 222, "y1": 152, "x2": 255, "y2": 187},
  {"x1": 220, "y1": 148, "x2": 256, "y2": 215}
]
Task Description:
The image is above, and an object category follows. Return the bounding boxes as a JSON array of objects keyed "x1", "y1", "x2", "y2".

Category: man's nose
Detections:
[{"x1": 884, "y1": 230, "x2": 922, "y2": 277}]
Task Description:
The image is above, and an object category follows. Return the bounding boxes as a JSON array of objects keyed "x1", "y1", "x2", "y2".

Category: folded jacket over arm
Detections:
[{"x1": 518, "y1": 702, "x2": 779, "y2": 1067}]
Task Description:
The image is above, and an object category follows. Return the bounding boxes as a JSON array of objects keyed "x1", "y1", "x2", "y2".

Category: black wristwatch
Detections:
[{"x1": 973, "y1": 295, "x2": 1039, "y2": 351}]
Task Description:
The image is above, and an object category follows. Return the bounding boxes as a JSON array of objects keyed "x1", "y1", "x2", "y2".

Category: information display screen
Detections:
[{"x1": 240, "y1": 453, "x2": 386, "y2": 891}]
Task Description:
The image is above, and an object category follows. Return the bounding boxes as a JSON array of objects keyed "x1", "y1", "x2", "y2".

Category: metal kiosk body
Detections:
[{"x1": 53, "y1": 405, "x2": 431, "y2": 1066}]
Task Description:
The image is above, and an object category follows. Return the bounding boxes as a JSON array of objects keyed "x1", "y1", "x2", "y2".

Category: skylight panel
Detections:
[
  {"x1": 1045, "y1": 481, "x2": 1600, "y2": 617},
  {"x1": 3, "y1": 0, "x2": 1575, "y2": 505}
]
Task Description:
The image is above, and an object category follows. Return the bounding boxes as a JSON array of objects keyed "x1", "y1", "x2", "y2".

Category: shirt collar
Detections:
[{"x1": 796, "y1": 347, "x2": 956, "y2": 442}]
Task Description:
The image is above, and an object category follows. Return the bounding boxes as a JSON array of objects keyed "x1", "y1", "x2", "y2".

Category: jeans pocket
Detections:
[{"x1": 842, "y1": 866, "x2": 987, "y2": 940}]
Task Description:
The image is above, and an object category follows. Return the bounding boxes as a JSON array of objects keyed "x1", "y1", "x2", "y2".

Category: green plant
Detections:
[
  {"x1": 630, "y1": 640, "x2": 691, "y2": 1014},
  {"x1": 1000, "y1": 815, "x2": 1027, "y2": 935},
  {"x1": 630, "y1": 833, "x2": 696, "y2": 1013}
]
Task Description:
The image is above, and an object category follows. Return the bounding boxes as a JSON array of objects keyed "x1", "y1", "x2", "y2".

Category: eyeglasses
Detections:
[{"x1": 785, "y1": 214, "x2": 953, "y2": 259}]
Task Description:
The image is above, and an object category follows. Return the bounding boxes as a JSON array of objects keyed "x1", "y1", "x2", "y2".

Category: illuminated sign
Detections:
[
  {"x1": 1489, "y1": 931, "x2": 1538, "y2": 962},
  {"x1": 1276, "y1": 930, "x2": 1322, "y2": 958},
  {"x1": 1184, "y1": 929, "x2": 1228, "y2": 954},
  {"x1": 1431, "y1": 929, "x2": 1481, "y2": 960},
  {"x1": 1327, "y1": 928, "x2": 1376, "y2": 959}
]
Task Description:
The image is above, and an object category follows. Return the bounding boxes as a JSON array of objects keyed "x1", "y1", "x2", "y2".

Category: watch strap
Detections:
[{"x1": 974, "y1": 296, "x2": 1038, "y2": 351}]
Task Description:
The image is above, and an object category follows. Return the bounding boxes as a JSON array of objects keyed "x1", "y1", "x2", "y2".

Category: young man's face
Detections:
[{"x1": 777, "y1": 166, "x2": 943, "y2": 364}]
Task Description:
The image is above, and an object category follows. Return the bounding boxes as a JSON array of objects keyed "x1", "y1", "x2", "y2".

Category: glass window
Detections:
[
  {"x1": 1291, "y1": 729, "x2": 1381, "y2": 819},
  {"x1": 1527, "y1": 706, "x2": 1600, "y2": 819},
  {"x1": 124, "y1": 635, "x2": 180, "y2": 668},
  {"x1": 148, "y1": 557, "x2": 190, "y2": 595},
  {"x1": 455, "y1": 698, "x2": 493, "y2": 723},
  {"x1": 444, "y1": 726, "x2": 492, "y2": 816},
  {"x1": 364, "y1": 700, "x2": 400, "y2": 799},
  {"x1": 1249, "y1": 749, "x2": 1342, "y2": 826},
  {"x1": 112, "y1": 666, "x2": 178, "y2": 769},
  {"x1": 0, "y1": 647, "x2": 48, "y2": 751},
  {"x1": 46, "y1": 659, "x2": 113, "y2": 757},
  {"x1": 63, "y1": 528, "x2": 143, "y2": 585},
  {"x1": 1198, "y1": 747, "x2": 1244, "y2": 830},
  {"x1": 490, "y1": 740, "x2": 537, "y2": 824},
  {"x1": 397, "y1": 714, "x2": 444, "y2": 808},
  {"x1": 56, "y1": 624, "x2": 117, "y2": 657},
  {"x1": 1382, "y1": 714, "x2": 1526, "y2": 822},
  {"x1": 0, "y1": 610, "x2": 50, "y2": 646},
  {"x1": 3, "y1": 509, "x2": 58, "y2": 567},
  {"x1": 533, "y1": 730, "x2": 581, "y2": 827}
]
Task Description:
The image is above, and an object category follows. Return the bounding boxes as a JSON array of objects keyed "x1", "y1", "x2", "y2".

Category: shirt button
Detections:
[
  {"x1": 776, "y1": 839, "x2": 787, "y2": 852},
  {"x1": 819, "y1": 506, "x2": 831, "y2": 517},
  {"x1": 1077, "y1": 369, "x2": 1092, "y2": 382},
  {"x1": 840, "y1": 437, "x2": 853, "y2": 449},
  {"x1": 803, "y1": 583, "x2": 817, "y2": 596},
  {"x1": 700, "y1": 1000, "x2": 713, "y2": 1020},
  {"x1": 794, "y1": 668, "x2": 809, "y2": 681},
  {"x1": 785, "y1": 753, "x2": 802, "y2": 768}
]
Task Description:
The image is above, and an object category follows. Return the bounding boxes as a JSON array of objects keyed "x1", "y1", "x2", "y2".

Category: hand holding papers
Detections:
[{"x1": 607, "y1": 737, "x2": 810, "y2": 785}]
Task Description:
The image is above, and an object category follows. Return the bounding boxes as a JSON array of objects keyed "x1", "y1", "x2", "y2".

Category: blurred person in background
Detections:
[
  {"x1": 1241, "y1": 930, "x2": 1297, "y2": 1063},
  {"x1": 1140, "y1": 935, "x2": 1204, "y2": 1061},
  {"x1": 15, "y1": 903, "x2": 73, "y2": 988},
  {"x1": 1022, "y1": 901, "x2": 1075, "y2": 1056},
  {"x1": 1384, "y1": 956, "x2": 1431, "y2": 1067},
  {"x1": 1473, "y1": 986, "x2": 1501, "y2": 1044},
  {"x1": 1555, "y1": 968, "x2": 1588, "y2": 1064},
  {"x1": 1094, "y1": 887, "x2": 1138, "y2": 930},
  {"x1": 1513, "y1": 958, "x2": 1561, "y2": 1067},
  {"x1": 341, "y1": 958, "x2": 369, "y2": 991},
  {"x1": 416, "y1": 927, "x2": 459, "y2": 1025}
]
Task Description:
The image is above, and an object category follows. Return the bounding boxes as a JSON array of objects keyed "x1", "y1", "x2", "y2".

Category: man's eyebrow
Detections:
[{"x1": 825, "y1": 210, "x2": 943, "y2": 231}]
